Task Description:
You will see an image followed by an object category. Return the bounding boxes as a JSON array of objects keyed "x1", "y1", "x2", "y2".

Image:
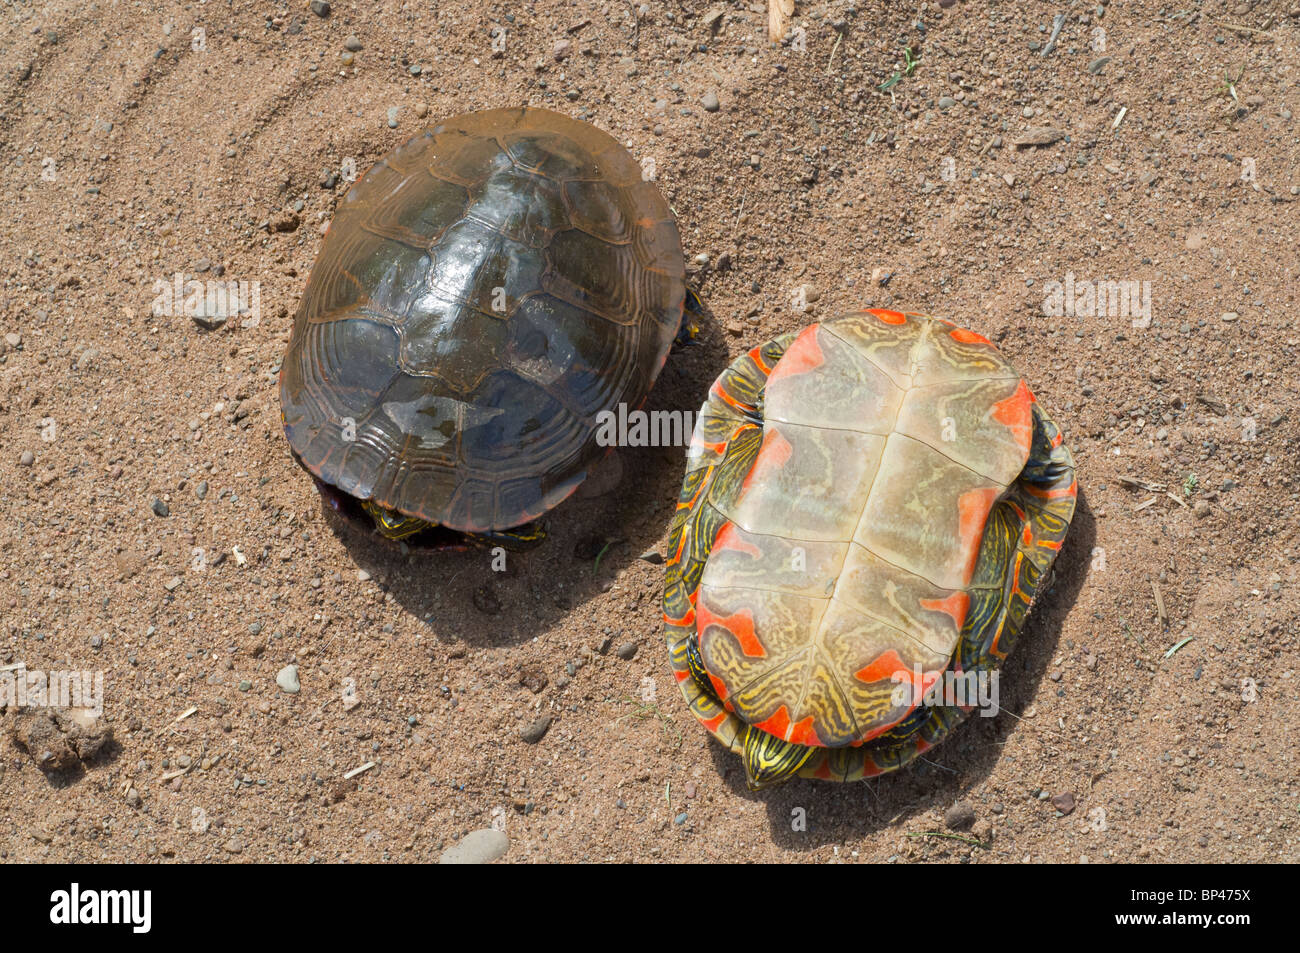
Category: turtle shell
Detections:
[
  {"x1": 663, "y1": 310, "x2": 1077, "y2": 784},
  {"x1": 280, "y1": 107, "x2": 685, "y2": 533}
]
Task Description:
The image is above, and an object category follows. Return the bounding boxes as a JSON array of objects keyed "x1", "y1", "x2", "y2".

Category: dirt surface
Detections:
[{"x1": 2, "y1": 0, "x2": 1297, "y2": 864}]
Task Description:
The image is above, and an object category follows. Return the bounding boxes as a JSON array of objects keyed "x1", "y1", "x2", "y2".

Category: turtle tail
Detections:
[
  {"x1": 689, "y1": 637, "x2": 815, "y2": 789},
  {"x1": 742, "y1": 725, "x2": 816, "y2": 790}
]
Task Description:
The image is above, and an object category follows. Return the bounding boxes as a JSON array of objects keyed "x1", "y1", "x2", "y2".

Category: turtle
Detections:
[
  {"x1": 663, "y1": 309, "x2": 1077, "y2": 788},
  {"x1": 279, "y1": 106, "x2": 686, "y2": 549}
]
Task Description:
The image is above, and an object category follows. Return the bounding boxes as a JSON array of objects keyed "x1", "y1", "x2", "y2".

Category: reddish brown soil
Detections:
[{"x1": 1, "y1": 0, "x2": 1297, "y2": 862}]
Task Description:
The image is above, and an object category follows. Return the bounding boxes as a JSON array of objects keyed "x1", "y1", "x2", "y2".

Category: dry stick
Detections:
[
  {"x1": 1041, "y1": 13, "x2": 1067, "y2": 56},
  {"x1": 768, "y1": 0, "x2": 794, "y2": 44},
  {"x1": 344, "y1": 761, "x2": 376, "y2": 780},
  {"x1": 1213, "y1": 22, "x2": 1272, "y2": 35},
  {"x1": 1151, "y1": 580, "x2": 1168, "y2": 627},
  {"x1": 826, "y1": 31, "x2": 842, "y2": 74}
]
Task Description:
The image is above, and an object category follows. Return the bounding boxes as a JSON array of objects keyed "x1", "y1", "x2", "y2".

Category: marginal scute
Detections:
[{"x1": 280, "y1": 107, "x2": 684, "y2": 532}]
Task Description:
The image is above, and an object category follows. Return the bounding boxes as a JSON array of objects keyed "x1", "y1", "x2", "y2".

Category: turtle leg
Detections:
[
  {"x1": 360, "y1": 499, "x2": 432, "y2": 541},
  {"x1": 673, "y1": 288, "x2": 703, "y2": 347},
  {"x1": 463, "y1": 520, "x2": 547, "y2": 552}
]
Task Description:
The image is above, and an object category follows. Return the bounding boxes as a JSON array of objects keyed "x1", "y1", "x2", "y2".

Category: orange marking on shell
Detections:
[
  {"x1": 747, "y1": 344, "x2": 772, "y2": 374},
  {"x1": 957, "y1": 486, "x2": 1004, "y2": 584},
  {"x1": 949, "y1": 326, "x2": 993, "y2": 347},
  {"x1": 853, "y1": 650, "x2": 941, "y2": 744},
  {"x1": 860, "y1": 759, "x2": 885, "y2": 778},
  {"x1": 709, "y1": 378, "x2": 750, "y2": 413},
  {"x1": 673, "y1": 669, "x2": 689, "y2": 683},
  {"x1": 992, "y1": 379, "x2": 1035, "y2": 455},
  {"x1": 1024, "y1": 478, "x2": 1078, "y2": 501},
  {"x1": 854, "y1": 648, "x2": 911, "y2": 685},
  {"x1": 919, "y1": 591, "x2": 971, "y2": 631},
  {"x1": 767, "y1": 325, "x2": 824, "y2": 382},
  {"x1": 707, "y1": 672, "x2": 729, "y2": 701},
  {"x1": 670, "y1": 526, "x2": 689, "y2": 563},
  {"x1": 753, "y1": 704, "x2": 819, "y2": 746},
  {"x1": 868, "y1": 308, "x2": 907, "y2": 325},
  {"x1": 698, "y1": 711, "x2": 726, "y2": 733},
  {"x1": 1022, "y1": 524, "x2": 1034, "y2": 547},
  {"x1": 697, "y1": 600, "x2": 766, "y2": 659},
  {"x1": 714, "y1": 522, "x2": 762, "y2": 560},
  {"x1": 662, "y1": 606, "x2": 695, "y2": 628},
  {"x1": 989, "y1": 619, "x2": 1008, "y2": 658},
  {"x1": 739, "y1": 428, "x2": 793, "y2": 498},
  {"x1": 811, "y1": 760, "x2": 835, "y2": 780}
]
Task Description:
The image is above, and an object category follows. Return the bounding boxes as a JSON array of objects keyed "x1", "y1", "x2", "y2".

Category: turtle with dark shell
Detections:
[
  {"x1": 280, "y1": 107, "x2": 686, "y2": 548},
  {"x1": 663, "y1": 309, "x2": 1077, "y2": 787}
]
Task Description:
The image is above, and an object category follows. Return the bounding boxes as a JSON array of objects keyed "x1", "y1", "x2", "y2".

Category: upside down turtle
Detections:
[
  {"x1": 663, "y1": 309, "x2": 1077, "y2": 787},
  {"x1": 280, "y1": 107, "x2": 686, "y2": 549}
]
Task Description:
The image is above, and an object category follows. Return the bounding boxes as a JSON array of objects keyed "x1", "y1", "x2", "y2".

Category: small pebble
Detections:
[
  {"x1": 615, "y1": 642, "x2": 638, "y2": 660},
  {"x1": 1051, "y1": 792, "x2": 1077, "y2": 815},
  {"x1": 520, "y1": 715, "x2": 552, "y2": 744},
  {"x1": 276, "y1": 665, "x2": 301, "y2": 694},
  {"x1": 701, "y1": 91, "x2": 721, "y2": 113},
  {"x1": 944, "y1": 801, "x2": 976, "y2": 830},
  {"x1": 343, "y1": 35, "x2": 362, "y2": 52},
  {"x1": 438, "y1": 829, "x2": 508, "y2": 864},
  {"x1": 151, "y1": 499, "x2": 170, "y2": 518}
]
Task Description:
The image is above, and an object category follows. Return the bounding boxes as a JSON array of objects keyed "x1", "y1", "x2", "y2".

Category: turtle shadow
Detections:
[
  {"x1": 700, "y1": 486, "x2": 1098, "y2": 853},
  {"x1": 325, "y1": 297, "x2": 733, "y2": 651}
]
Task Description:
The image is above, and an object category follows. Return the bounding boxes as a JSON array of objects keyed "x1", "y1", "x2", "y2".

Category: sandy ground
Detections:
[{"x1": 1, "y1": 0, "x2": 1297, "y2": 863}]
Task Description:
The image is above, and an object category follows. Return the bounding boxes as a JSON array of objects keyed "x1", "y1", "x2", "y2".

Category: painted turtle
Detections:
[
  {"x1": 663, "y1": 310, "x2": 1077, "y2": 787},
  {"x1": 280, "y1": 107, "x2": 685, "y2": 548}
]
